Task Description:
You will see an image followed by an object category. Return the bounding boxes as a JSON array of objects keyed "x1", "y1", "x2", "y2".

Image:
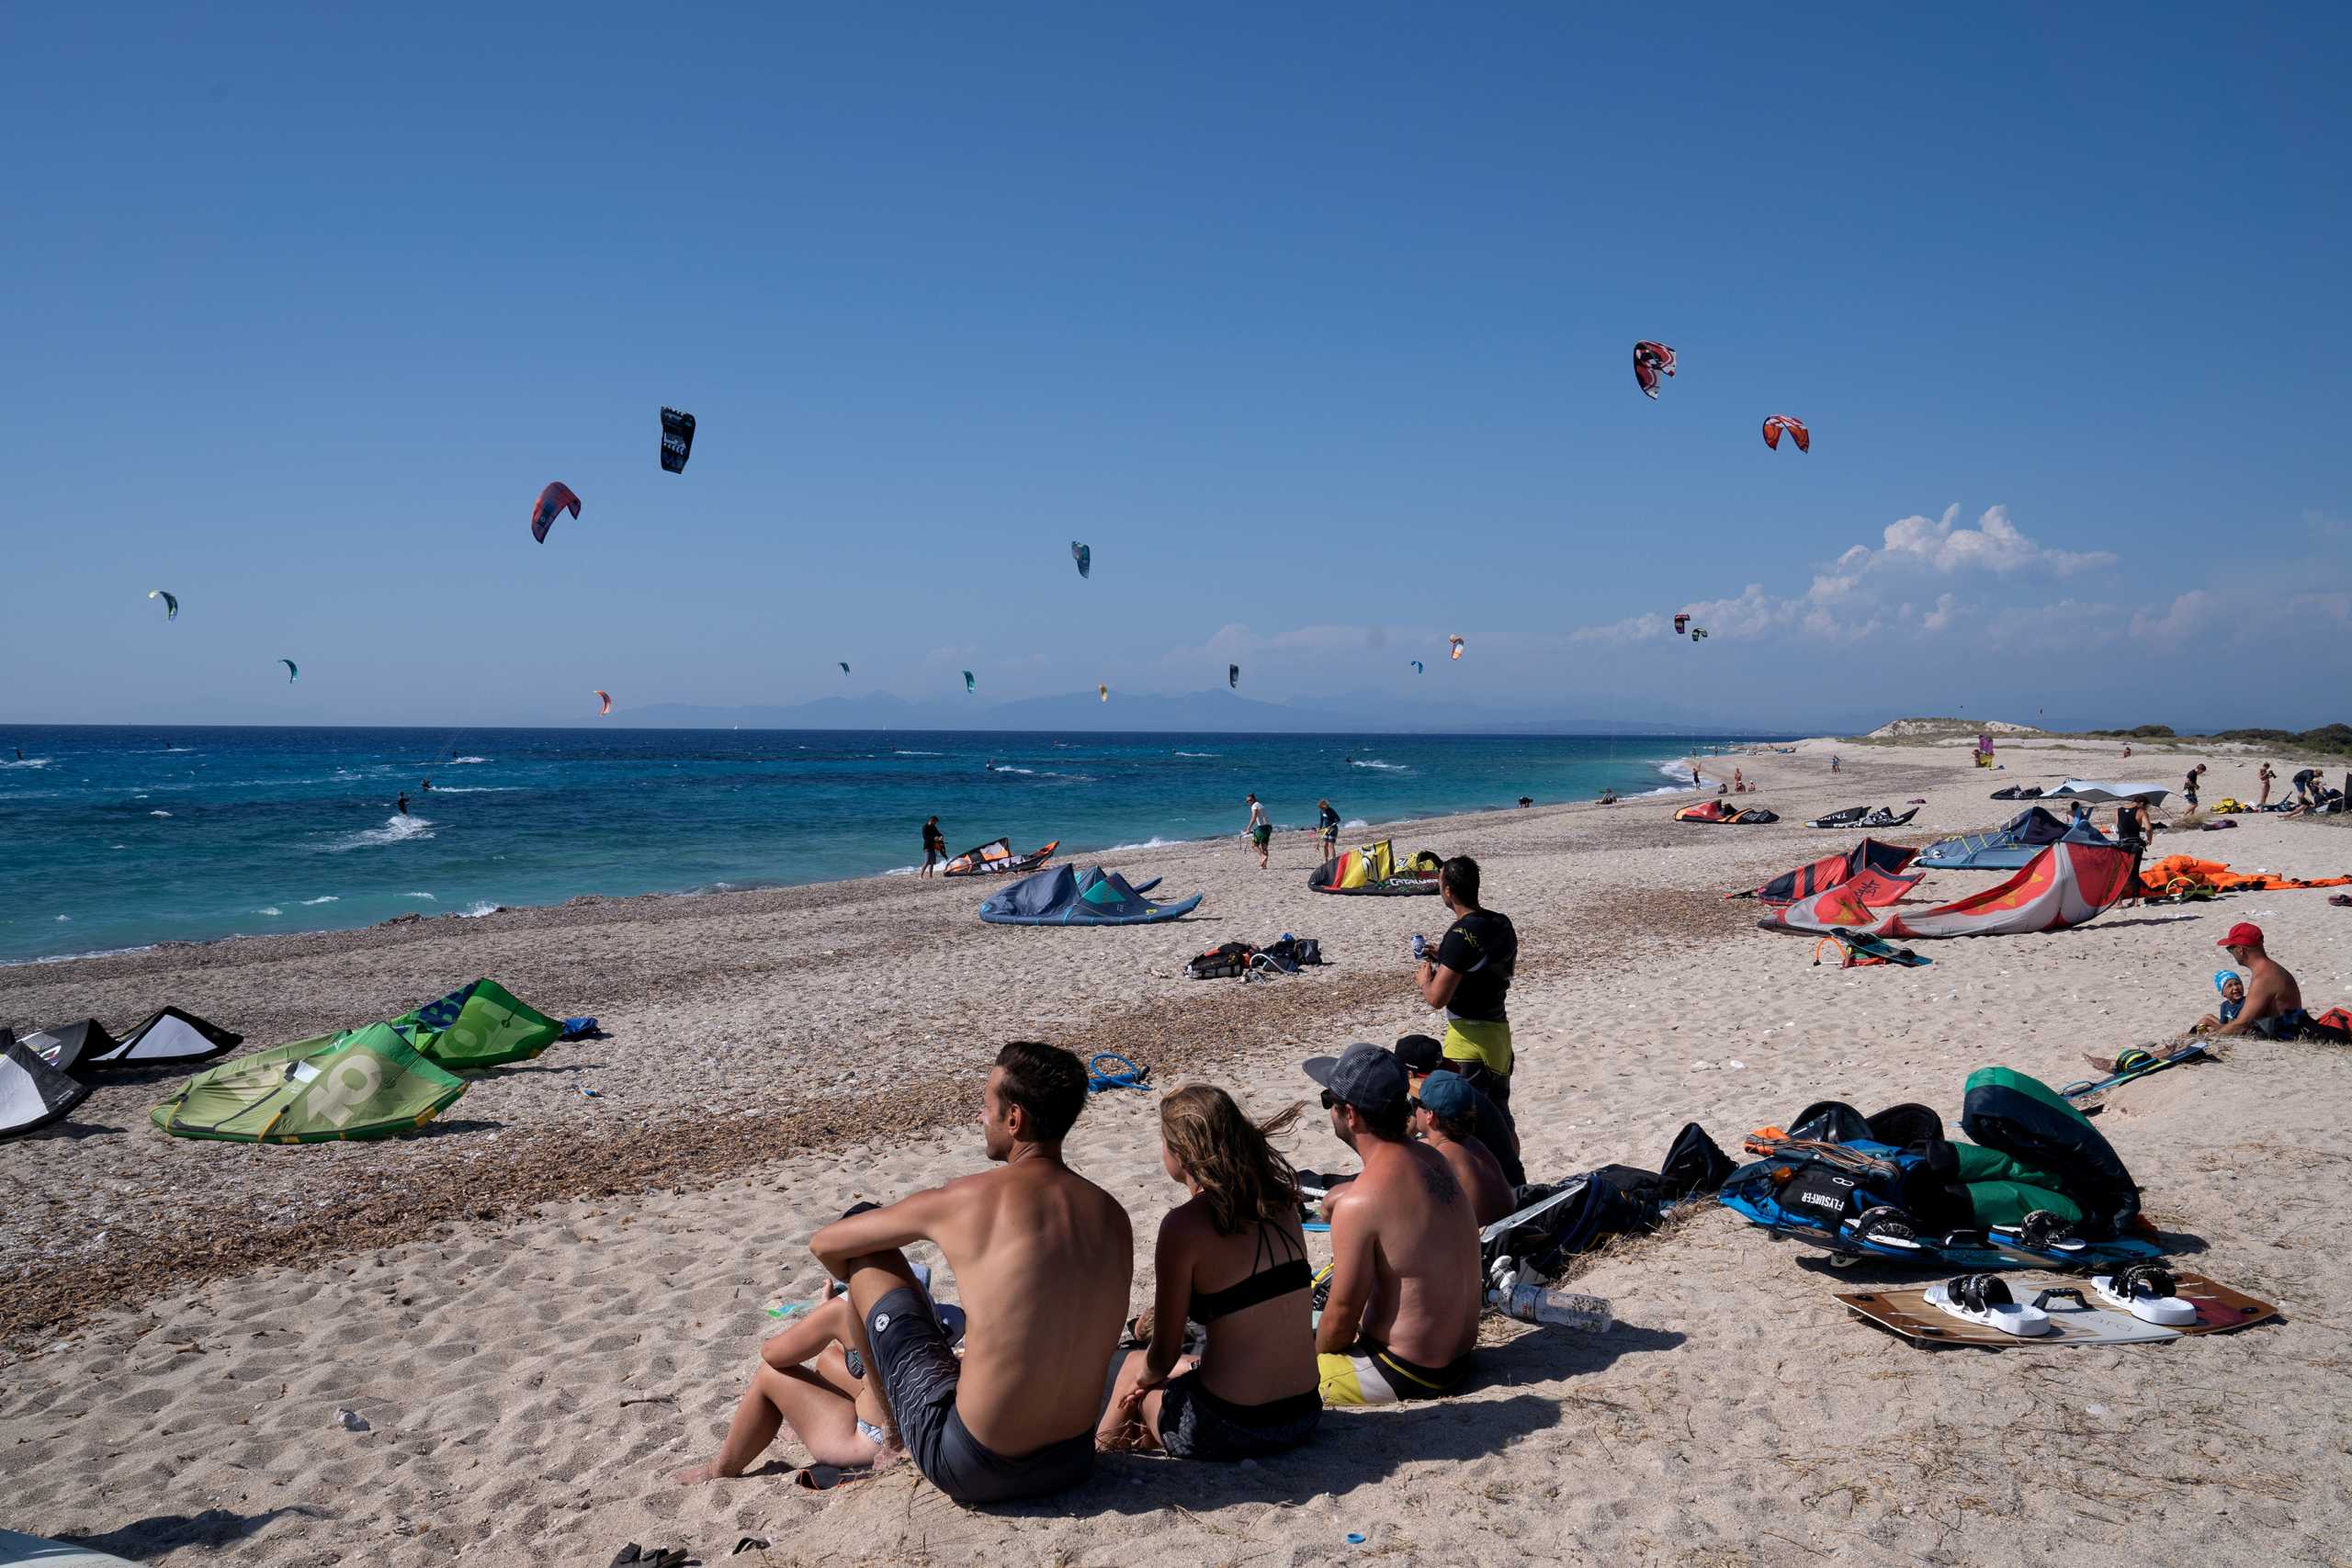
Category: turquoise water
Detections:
[{"x1": 0, "y1": 726, "x2": 1774, "y2": 964}]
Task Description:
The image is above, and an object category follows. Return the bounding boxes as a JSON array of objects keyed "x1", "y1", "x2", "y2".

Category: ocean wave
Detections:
[
  {"x1": 255, "y1": 906, "x2": 282, "y2": 916},
  {"x1": 149, "y1": 809, "x2": 172, "y2": 818},
  {"x1": 326, "y1": 815, "x2": 435, "y2": 852},
  {"x1": 3, "y1": 942, "x2": 160, "y2": 969},
  {"x1": 449, "y1": 756, "x2": 490, "y2": 764},
  {"x1": 1350, "y1": 760, "x2": 1407, "y2": 772},
  {"x1": 0, "y1": 756, "x2": 51, "y2": 770},
  {"x1": 1172, "y1": 751, "x2": 1217, "y2": 758},
  {"x1": 425, "y1": 786, "x2": 520, "y2": 794},
  {"x1": 881, "y1": 864, "x2": 919, "y2": 876},
  {"x1": 404, "y1": 891, "x2": 436, "y2": 900},
  {"x1": 893, "y1": 750, "x2": 943, "y2": 756},
  {"x1": 54, "y1": 914, "x2": 71, "y2": 922},
  {"x1": 989, "y1": 765, "x2": 1036, "y2": 775},
  {"x1": 300, "y1": 895, "x2": 340, "y2": 906},
  {"x1": 1101, "y1": 835, "x2": 1186, "y2": 852},
  {"x1": 1342, "y1": 818, "x2": 1370, "y2": 829},
  {"x1": 455, "y1": 901, "x2": 501, "y2": 918}
]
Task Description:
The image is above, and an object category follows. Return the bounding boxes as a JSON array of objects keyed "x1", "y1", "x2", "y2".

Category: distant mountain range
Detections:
[{"x1": 615, "y1": 688, "x2": 1860, "y2": 736}]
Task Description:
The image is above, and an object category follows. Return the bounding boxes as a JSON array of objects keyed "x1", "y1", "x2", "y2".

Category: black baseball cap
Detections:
[
  {"x1": 1303, "y1": 1042, "x2": 1409, "y2": 1116},
  {"x1": 1392, "y1": 1034, "x2": 1444, "y2": 1075}
]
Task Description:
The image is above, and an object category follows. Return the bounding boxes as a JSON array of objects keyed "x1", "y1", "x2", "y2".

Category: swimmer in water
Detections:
[{"x1": 396, "y1": 792, "x2": 410, "y2": 816}]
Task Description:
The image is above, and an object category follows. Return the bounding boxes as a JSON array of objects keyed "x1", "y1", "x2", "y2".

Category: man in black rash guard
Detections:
[{"x1": 1415, "y1": 856, "x2": 1520, "y2": 1106}]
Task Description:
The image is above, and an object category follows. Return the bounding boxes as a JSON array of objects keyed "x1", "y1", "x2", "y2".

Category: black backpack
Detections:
[{"x1": 1184, "y1": 942, "x2": 1256, "y2": 980}]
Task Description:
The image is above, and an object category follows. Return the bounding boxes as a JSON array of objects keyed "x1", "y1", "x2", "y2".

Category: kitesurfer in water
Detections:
[
  {"x1": 422, "y1": 778, "x2": 434, "y2": 793},
  {"x1": 396, "y1": 791, "x2": 410, "y2": 817}
]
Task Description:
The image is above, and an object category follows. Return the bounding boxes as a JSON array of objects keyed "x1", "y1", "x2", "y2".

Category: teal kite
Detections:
[
  {"x1": 1410, "y1": 660, "x2": 1424, "y2": 674},
  {"x1": 278, "y1": 659, "x2": 299, "y2": 683},
  {"x1": 963, "y1": 671, "x2": 976, "y2": 694}
]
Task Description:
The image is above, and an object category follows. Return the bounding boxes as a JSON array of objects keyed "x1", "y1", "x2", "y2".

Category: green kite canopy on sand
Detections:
[
  {"x1": 150, "y1": 1023, "x2": 466, "y2": 1144},
  {"x1": 388, "y1": 977, "x2": 562, "y2": 1069}
]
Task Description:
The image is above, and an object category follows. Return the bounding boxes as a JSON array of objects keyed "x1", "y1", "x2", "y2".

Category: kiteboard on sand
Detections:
[
  {"x1": 1838, "y1": 1270, "x2": 2276, "y2": 1348},
  {"x1": 0, "y1": 1529, "x2": 146, "y2": 1565}
]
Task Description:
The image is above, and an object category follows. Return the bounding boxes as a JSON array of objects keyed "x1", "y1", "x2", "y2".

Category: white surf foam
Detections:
[
  {"x1": 1172, "y1": 751, "x2": 1218, "y2": 758},
  {"x1": 255, "y1": 906, "x2": 282, "y2": 916},
  {"x1": 1342, "y1": 818, "x2": 1370, "y2": 829},
  {"x1": 0, "y1": 756, "x2": 51, "y2": 770},
  {"x1": 894, "y1": 750, "x2": 944, "y2": 756},
  {"x1": 456, "y1": 901, "x2": 501, "y2": 918},
  {"x1": 403, "y1": 891, "x2": 436, "y2": 900},
  {"x1": 327, "y1": 815, "x2": 435, "y2": 852},
  {"x1": 1351, "y1": 759, "x2": 1407, "y2": 772},
  {"x1": 1101, "y1": 835, "x2": 1185, "y2": 852},
  {"x1": 989, "y1": 765, "x2": 1036, "y2": 775},
  {"x1": 425, "y1": 785, "x2": 520, "y2": 794},
  {"x1": 300, "y1": 896, "x2": 340, "y2": 906},
  {"x1": 449, "y1": 756, "x2": 490, "y2": 764},
  {"x1": 149, "y1": 809, "x2": 172, "y2": 818}
]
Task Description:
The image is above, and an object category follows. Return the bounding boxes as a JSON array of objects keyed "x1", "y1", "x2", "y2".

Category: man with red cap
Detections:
[{"x1": 2195, "y1": 922, "x2": 2306, "y2": 1037}]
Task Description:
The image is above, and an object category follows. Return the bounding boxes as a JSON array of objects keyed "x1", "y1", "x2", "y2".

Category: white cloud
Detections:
[
  {"x1": 1922, "y1": 592, "x2": 1962, "y2": 632},
  {"x1": 1837, "y1": 504, "x2": 2116, "y2": 579},
  {"x1": 1569, "y1": 612, "x2": 1667, "y2": 645},
  {"x1": 2290, "y1": 591, "x2": 2350, "y2": 624},
  {"x1": 2128, "y1": 590, "x2": 2216, "y2": 647}
]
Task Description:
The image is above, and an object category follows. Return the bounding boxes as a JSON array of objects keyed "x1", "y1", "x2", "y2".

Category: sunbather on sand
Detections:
[
  {"x1": 688, "y1": 1043, "x2": 1132, "y2": 1505},
  {"x1": 1097, "y1": 1085, "x2": 1320, "y2": 1461},
  {"x1": 1305, "y1": 1044, "x2": 1481, "y2": 1406},
  {"x1": 673, "y1": 1289, "x2": 906, "y2": 1482},
  {"x1": 2198, "y1": 923, "x2": 2309, "y2": 1038},
  {"x1": 1412, "y1": 1071, "x2": 1514, "y2": 1226},
  {"x1": 2080, "y1": 971, "x2": 2241, "y2": 1076}
]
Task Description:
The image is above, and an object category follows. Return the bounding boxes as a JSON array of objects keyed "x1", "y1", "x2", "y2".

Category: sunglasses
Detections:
[{"x1": 1319, "y1": 1089, "x2": 1337, "y2": 1110}]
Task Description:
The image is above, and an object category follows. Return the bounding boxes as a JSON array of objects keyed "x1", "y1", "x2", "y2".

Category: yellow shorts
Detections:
[
  {"x1": 1442, "y1": 1017, "x2": 1513, "y2": 1077},
  {"x1": 1316, "y1": 1339, "x2": 1476, "y2": 1406}
]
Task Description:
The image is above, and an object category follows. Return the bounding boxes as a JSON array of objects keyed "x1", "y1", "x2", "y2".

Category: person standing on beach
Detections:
[
  {"x1": 1317, "y1": 799, "x2": 1340, "y2": 861},
  {"x1": 2257, "y1": 763, "x2": 2277, "y2": 807},
  {"x1": 790, "y1": 1043, "x2": 1133, "y2": 1504},
  {"x1": 1416, "y1": 855, "x2": 1518, "y2": 1106},
  {"x1": 1244, "y1": 794, "x2": 1272, "y2": 869},
  {"x1": 1304, "y1": 1044, "x2": 1481, "y2": 1405},
  {"x1": 921, "y1": 815, "x2": 946, "y2": 878},
  {"x1": 2182, "y1": 763, "x2": 2206, "y2": 809},
  {"x1": 1830, "y1": 754, "x2": 1841, "y2": 774}
]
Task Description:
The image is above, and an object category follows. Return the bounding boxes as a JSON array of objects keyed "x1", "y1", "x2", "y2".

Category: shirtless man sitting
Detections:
[
  {"x1": 1305, "y1": 1043, "x2": 1482, "y2": 1405},
  {"x1": 765, "y1": 1042, "x2": 1131, "y2": 1504},
  {"x1": 2195, "y1": 922, "x2": 2311, "y2": 1038},
  {"x1": 1412, "y1": 1071, "x2": 1514, "y2": 1226}
]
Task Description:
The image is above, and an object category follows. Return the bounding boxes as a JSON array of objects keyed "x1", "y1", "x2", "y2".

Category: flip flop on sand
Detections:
[
  {"x1": 1924, "y1": 1274, "x2": 2052, "y2": 1337},
  {"x1": 2094, "y1": 1264, "x2": 2197, "y2": 1325}
]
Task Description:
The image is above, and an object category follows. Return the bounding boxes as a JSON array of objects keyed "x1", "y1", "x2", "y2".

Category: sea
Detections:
[{"x1": 0, "y1": 726, "x2": 1783, "y2": 965}]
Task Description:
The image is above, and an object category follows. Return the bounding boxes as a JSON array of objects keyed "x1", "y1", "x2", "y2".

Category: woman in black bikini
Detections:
[{"x1": 1097, "y1": 1086, "x2": 1321, "y2": 1460}]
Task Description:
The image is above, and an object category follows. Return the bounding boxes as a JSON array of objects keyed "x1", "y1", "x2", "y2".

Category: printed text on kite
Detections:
[{"x1": 660, "y1": 408, "x2": 695, "y2": 473}]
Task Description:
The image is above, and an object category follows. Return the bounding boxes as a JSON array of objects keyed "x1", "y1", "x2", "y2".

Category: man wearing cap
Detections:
[
  {"x1": 1302, "y1": 1043, "x2": 1482, "y2": 1406},
  {"x1": 2196, "y1": 923, "x2": 2311, "y2": 1038},
  {"x1": 1393, "y1": 1034, "x2": 1524, "y2": 1188},
  {"x1": 1415, "y1": 855, "x2": 1520, "y2": 1106},
  {"x1": 1413, "y1": 1071, "x2": 1515, "y2": 1226}
]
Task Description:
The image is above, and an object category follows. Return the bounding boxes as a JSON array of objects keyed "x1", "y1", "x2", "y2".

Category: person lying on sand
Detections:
[
  {"x1": 1305, "y1": 1044, "x2": 1481, "y2": 1406},
  {"x1": 1097, "y1": 1086, "x2": 1320, "y2": 1461},
  {"x1": 693, "y1": 1043, "x2": 1131, "y2": 1505},
  {"x1": 673, "y1": 1287, "x2": 908, "y2": 1483},
  {"x1": 1412, "y1": 1072, "x2": 1514, "y2": 1226}
]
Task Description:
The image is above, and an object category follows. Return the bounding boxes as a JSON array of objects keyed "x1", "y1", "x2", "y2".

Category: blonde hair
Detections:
[{"x1": 1159, "y1": 1084, "x2": 1305, "y2": 1235}]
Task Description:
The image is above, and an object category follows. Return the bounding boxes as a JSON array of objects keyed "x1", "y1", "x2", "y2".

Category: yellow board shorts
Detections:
[
  {"x1": 1317, "y1": 1338, "x2": 1476, "y2": 1406},
  {"x1": 1442, "y1": 1016, "x2": 1513, "y2": 1077}
]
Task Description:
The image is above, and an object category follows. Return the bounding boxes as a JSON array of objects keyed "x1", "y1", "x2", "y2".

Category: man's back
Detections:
[
  {"x1": 1430, "y1": 1134, "x2": 1514, "y2": 1227},
  {"x1": 929, "y1": 1158, "x2": 1132, "y2": 1454},
  {"x1": 2246, "y1": 954, "x2": 2304, "y2": 1021},
  {"x1": 1339, "y1": 1139, "x2": 1481, "y2": 1366}
]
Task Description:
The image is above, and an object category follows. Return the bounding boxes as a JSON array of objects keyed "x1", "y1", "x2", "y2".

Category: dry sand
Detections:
[{"x1": 7, "y1": 736, "x2": 2352, "y2": 1566}]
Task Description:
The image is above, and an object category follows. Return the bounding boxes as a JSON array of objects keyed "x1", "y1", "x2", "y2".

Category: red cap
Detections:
[{"x1": 2217, "y1": 921, "x2": 2266, "y2": 950}]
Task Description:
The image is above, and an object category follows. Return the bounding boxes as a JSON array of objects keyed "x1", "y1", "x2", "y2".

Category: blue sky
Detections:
[{"x1": 4, "y1": 4, "x2": 2346, "y2": 732}]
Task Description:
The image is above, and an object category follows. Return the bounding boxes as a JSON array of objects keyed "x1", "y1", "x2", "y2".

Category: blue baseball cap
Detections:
[{"x1": 1415, "y1": 1069, "x2": 1477, "y2": 1121}]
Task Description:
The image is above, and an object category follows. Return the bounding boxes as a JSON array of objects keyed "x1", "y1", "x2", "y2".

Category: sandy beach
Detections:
[{"x1": 8, "y1": 733, "x2": 2352, "y2": 1567}]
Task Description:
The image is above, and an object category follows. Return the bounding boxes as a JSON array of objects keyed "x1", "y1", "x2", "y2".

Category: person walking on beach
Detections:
[
  {"x1": 921, "y1": 815, "x2": 946, "y2": 878},
  {"x1": 775, "y1": 1043, "x2": 1132, "y2": 1504},
  {"x1": 2182, "y1": 763, "x2": 2206, "y2": 810},
  {"x1": 1316, "y1": 799, "x2": 1340, "y2": 861},
  {"x1": 1416, "y1": 855, "x2": 1518, "y2": 1106},
  {"x1": 1304, "y1": 1044, "x2": 1481, "y2": 1406},
  {"x1": 1244, "y1": 794, "x2": 1272, "y2": 869}
]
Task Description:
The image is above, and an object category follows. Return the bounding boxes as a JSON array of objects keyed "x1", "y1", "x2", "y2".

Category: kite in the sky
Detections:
[
  {"x1": 1448, "y1": 635, "x2": 1465, "y2": 660},
  {"x1": 1098, "y1": 683, "x2": 1109, "y2": 703},
  {"x1": 1673, "y1": 613, "x2": 1690, "y2": 636},
  {"x1": 148, "y1": 590, "x2": 177, "y2": 622},
  {"x1": 1227, "y1": 664, "x2": 1239, "y2": 690},
  {"x1": 963, "y1": 671, "x2": 976, "y2": 694},
  {"x1": 1761, "y1": 414, "x2": 1811, "y2": 453},
  {"x1": 1410, "y1": 660, "x2": 1424, "y2": 674},
  {"x1": 594, "y1": 690, "x2": 612, "y2": 715},
  {"x1": 839, "y1": 662, "x2": 851, "y2": 676},
  {"x1": 530, "y1": 482, "x2": 582, "y2": 543},
  {"x1": 1633, "y1": 342, "x2": 1677, "y2": 400},
  {"x1": 1690, "y1": 627, "x2": 1710, "y2": 642},
  {"x1": 278, "y1": 659, "x2": 299, "y2": 683},
  {"x1": 1071, "y1": 541, "x2": 1091, "y2": 580},
  {"x1": 660, "y1": 408, "x2": 695, "y2": 473}
]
